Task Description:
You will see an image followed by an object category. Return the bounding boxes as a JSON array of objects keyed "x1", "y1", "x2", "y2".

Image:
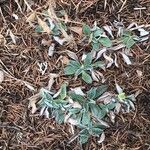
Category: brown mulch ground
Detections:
[{"x1": 0, "y1": 0, "x2": 150, "y2": 149}]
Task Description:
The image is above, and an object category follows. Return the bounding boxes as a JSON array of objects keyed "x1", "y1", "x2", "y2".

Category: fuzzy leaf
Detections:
[
  {"x1": 83, "y1": 24, "x2": 91, "y2": 35},
  {"x1": 87, "y1": 87, "x2": 97, "y2": 99},
  {"x1": 82, "y1": 71, "x2": 92, "y2": 84},
  {"x1": 99, "y1": 37, "x2": 112, "y2": 47},
  {"x1": 95, "y1": 85, "x2": 108, "y2": 99},
  {"x1": 79, "y1": 129, "x2": 90, "y2": 144},
  {"x1": 64, "y1": 66, "x2": 77, "y2": 75}
]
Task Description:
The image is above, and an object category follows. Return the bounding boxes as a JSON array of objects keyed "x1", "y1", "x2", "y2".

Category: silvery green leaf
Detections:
[
  {"x1": 71, "y1": 87, "x2": 85, "y2": 96},
  {"x1": 140, "y1": 36, "x2": 149, "y2": 42},
  {"x1": 120, "y1": 52, "x2": 132, "y2": 65},
  {"x1": 79, "y1": 129, "x2": 90, "y2": 144},
  {"x1": 82, "y1": 24, "x2": 91, "y2": 35},
  {"x1": 84, "y1": 53, "x2": 92, "y2": 66},
  {"x1": 48, "y1": 43, "x2": 55, "y2": 56},
  {"x1": 98, "y1": 132, "x2": 105, "y2": 144},
  {"x1": 103, "y1": 25, "x2": 114, "y2": 38},
  {"x1": 82, "y1": 71, "x2": 92, "y2": 84},
  {"x1": 115, "y1": 83, "x2": 123, "y2": 94}
]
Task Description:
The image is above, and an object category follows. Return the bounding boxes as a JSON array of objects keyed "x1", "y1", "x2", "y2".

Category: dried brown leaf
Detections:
[
  {"x1": 37, "y1": 17, "x2": 51, "y2": 34},
  {"x1": 70, "y1": 26, "x2": 83, "y2": 36},
  {"x1": 26, "y1": 12, "x2": 36, "y2": 22},
  {"x1": 0, "y1": 70, "x2": 4, "y2": 83}
]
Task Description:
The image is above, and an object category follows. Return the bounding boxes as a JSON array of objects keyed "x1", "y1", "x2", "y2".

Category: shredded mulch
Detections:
[{"x1": 0, "y1": 0, "x2": 150, "y2": 149}]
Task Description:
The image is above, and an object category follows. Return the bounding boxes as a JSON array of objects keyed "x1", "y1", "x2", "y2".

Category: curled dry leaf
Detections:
[
  {"x1": 62, "y1": 56, "x2": 70, "y2": 65},
  {"x1": 9, "y1": 29, "x2": 16, "y2": 44},
  {"x1": 91, "y1": 71, "x2": 99, "y2": 82},
  {"x1": 96, "y1": 48, "x2": 107, "y2": 60},
  {"x1": 115, "y1": 102, "x2": 121, "y2": 114},
  {"x1": 66, "y1": 50, "x2": 78, "y2": 61},
  {"x1": 114, "y1": 53, "x2": 119, "y2": 68},
  {"x1": 41, "y1": 39, "x2": 52, "y2": 46},
  {"x1": 53, "y1": 36, "x2": 66, "y2": 45},
  {"x1": 28, "y1": 99, "x2": 38, "y2": 114},
  {"x1": 120, "y1": 52, "x2": 132, "y2": 65},
  {"x1": 23, "y1": 81, "x2": 35, "y2": 91},
  {"x1": 97, "y1": 92, "x2": 113, "y2": 104},
  {"x1": 115, "y1": 83, "x2": 123, "y2": 94},
  {"x1": 109, "y1": 111, "x2": 115, "y2": 123},
  {"x1": 26, "y1": 12, "x2": 36, "y2": 22},
  {"x1": 98, "y1": 132, "x2": 105, "y2": 144},
  {"x1": 0, "y1": 70, "x2": 4, "y2": 83},
  {"x1": 103, "y1": 25, "x2": 114, "y2": 38},
  {"x1": 70, "y1": 26, "x2": 83, "y2": 36},
  {"x1": 48, "y1": 73, "x2": 59, "y2": 90},
  {"x1": 103, "y1": 53, "x2": 114, "y2": 68},
  {"x1": 67, "y1": 118, "x2": 78, "y2": 125},
  {"x1": 48, "y1": 43, "x2": 55, "y2": 56},
  {"x1": 37, "y1": 17, "x2": 51, "y2": 34}
]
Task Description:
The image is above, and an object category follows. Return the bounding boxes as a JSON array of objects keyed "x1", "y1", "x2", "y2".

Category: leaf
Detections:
[
  {"x1": 82, "y1": 24, "x2": 91, "y2": 35},
  {"x1": 79, "y1": 129, "x2": 90, "y2": 144},
  {"x1": 70, "y1": 26, "x2": 83, "y2": 36},
  {"x1": 69, "y1": 92, "x2": 85, "y2": 102},
  {"x1": 71, "y1": 87, "x2": 85, "y2": 96},
  {"x1": 138, "y1": 28, "x2": 149, "y2": 36},
  {"x1": 93, "y1": 28, "x2": 103, "y2": 38},
  {"x1": 96, "y1": 48, "x2": 107, "y2": 60},
  {"x1": 54, "y1": 109, "x2": 64, "y2": 124},
  {"x1": 82, "y1": 111, "x2": 91, "y2": 125},
  {"x1": 95, "y1": 85, "x2": 108, "y2": 99},
  {"x1": 87, "y1": 87, "x2": 97, "y2": 99},
  {"x1": 28, "y1": 99, "x2": 38, "y2": 114},
  {"x1": 120, "y1": 52, "x2": 132, "y2": 65},
  {"x1": 103, "y1": 52, "x2": 114, "y2": 68},
  {"x1": 121, "y1": 32, "x2": 136, "y2": 48},
  {"x1": 23, "y1": 81, "x2": 35, "y2": 91},
  {"x1": 107, "y1": 102, "x2": 116, "y2": 110},
  {"x1": 37, "y1": 17, "x2": 51, "y2": 34},
  {"x1": 118, "y1": 92, "x2": 126, "y2": 101},
  {"x1": 35, "y1": 26, "x2": 43, "y2": 32},
  {"x1": 92, "y1": 42, "x2": 100, "y2": 50},
  {"x1": 9, "y1": 29, "x2": 16, "y2": 44},
  {"x1": 98, "y1": 132, "x2": 105, "y2": 143},
  {"x1": 60, "y1": 83, "x2": 67, "y2": 99},
  {"x1": 115, "y1": 83, "x2": 123, "y2": 94},
  {"x1": 66, "y1": 50, "x2": 78, "y2": 61},
  {"x1": 26, "y1": 12, "x2": 36, "y2": 22},
  {"x1": 53, "y1": 36, "x2": 66, "y2": 45},
  {"x1": 48, "y1": 43, "x2": 55, "y2": 56},
  {"x1": 82, "y1": 71, "x2": 92, "y2": 84},
  {"x1": 92, "y1": 61, "x2": 105, "y2": 69},
  {"x1": 83, "y1": 53, "x2": 92, "y2": 67},
  {"x1": 99, "y1": 37, "x2": 112, "y2": 47},
  {"x1": 91, "y1": 127, "x2": 103, "y2": 136},
  {"x1": 103, "y1": 25, "x2": 114, "y2": 38},
  {"x1": 64, "y1": 66, "x2": 77, "y2": 75},
  {"x1": 0, "y1": 70, "x2": 4, "y2": 83}
]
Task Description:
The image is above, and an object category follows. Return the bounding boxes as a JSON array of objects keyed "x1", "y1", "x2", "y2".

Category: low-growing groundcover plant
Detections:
[
  {"x1": 27, "y1": 6, "x2": 149, "y2": 146},
  {"x1": 64, "y1": 52, "x2": 105, "y2": 84},
  {"x1": 37, "y1": 83, "x2": 136, "y2": 144}
]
